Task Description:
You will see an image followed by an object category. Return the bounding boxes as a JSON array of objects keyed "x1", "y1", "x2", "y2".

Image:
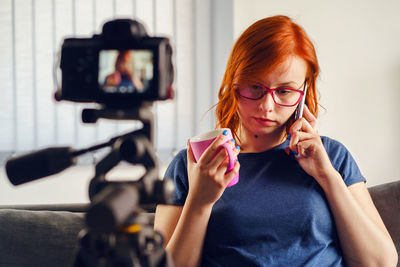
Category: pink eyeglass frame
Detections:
[{"x1": 237, "y1": 81, "x2": 307, "y2": 107}]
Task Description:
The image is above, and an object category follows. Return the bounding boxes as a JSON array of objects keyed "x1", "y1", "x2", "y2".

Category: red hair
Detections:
[{"x1": 215, "y1": 15, "x2": 320, "y2": 142}]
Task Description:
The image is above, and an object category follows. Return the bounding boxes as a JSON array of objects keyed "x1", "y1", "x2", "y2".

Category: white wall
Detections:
[{"x1": 234, "y1": 0, "x2": 400, "y2": 186}]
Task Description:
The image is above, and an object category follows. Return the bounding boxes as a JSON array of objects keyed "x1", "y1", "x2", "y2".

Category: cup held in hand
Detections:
[{"x1": 189, "y1": 128, "x2": 239, "y2": 187}]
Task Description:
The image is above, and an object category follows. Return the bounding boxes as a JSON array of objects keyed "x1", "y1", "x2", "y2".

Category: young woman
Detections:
[
  {"x1": 104, "y1": 50, "x2": 144, "y2": 90},
  {"x1": 154, "y1": 15, "x2": 398, "y2": 267}
]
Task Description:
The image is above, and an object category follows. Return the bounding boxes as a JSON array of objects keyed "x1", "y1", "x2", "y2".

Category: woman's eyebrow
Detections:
[{"x1": 275, "y1": 81, "x2": 300, "y2": 87}]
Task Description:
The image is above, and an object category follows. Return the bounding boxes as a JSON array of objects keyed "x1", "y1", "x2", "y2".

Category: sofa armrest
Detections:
[{"x1": 368, "y1": 180, "x2": 400, "y2": 258}]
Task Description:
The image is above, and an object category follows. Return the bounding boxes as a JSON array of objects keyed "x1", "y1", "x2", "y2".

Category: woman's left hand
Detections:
[{"x1": 286, "y1": 106, "x2": 337, "y2": 184}]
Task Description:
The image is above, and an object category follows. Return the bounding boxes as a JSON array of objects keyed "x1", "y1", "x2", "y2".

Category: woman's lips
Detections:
[{"x1": 254, "y1": 117, "x2": 276, "y2": 126}]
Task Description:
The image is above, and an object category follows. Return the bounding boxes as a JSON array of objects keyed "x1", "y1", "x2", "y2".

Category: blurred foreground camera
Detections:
[{"x1": 6, "y1": 18, "x2": 175, "y2": 267}]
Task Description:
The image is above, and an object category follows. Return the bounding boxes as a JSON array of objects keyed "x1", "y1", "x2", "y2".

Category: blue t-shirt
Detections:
[{"x1": 163, "y1": 136, "x2": 366, "y2": 267}]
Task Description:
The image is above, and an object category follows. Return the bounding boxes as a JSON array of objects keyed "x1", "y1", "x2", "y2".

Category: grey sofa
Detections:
[
  {"x1": 0, "y1": 180, "x2": 399, "y2": 267},
  {"x1": 0, "y1": 205, "x2": 86, "y2": 267}
]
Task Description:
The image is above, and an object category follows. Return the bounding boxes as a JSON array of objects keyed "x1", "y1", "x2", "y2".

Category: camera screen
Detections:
[{"x1": 98, "y1": 49, "x2": 153, "y2": 94}]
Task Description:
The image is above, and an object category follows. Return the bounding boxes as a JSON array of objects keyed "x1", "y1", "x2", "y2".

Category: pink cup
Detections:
[{"x1": 189, "y1": 128, "x2": 239, "y2": 187}]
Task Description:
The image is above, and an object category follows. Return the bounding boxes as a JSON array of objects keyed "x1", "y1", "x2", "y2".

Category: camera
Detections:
[{"x1": 56, "y1": 19, "x2": 174, "y2": 109}]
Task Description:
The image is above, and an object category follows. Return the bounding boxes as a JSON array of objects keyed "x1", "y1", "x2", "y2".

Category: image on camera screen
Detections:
[{"x1": 99, "y1": 49, "x2": 153, "y2": 94}]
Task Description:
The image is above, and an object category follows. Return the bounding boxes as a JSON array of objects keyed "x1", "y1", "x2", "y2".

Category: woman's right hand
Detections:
[{"x1": 186, "y1": 133, "x2": 240, "y2": 208}]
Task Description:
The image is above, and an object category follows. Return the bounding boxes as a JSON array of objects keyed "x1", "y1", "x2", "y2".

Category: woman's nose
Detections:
[{"x1": 259, "y1": 91, "x2": 275, "y2": 111}]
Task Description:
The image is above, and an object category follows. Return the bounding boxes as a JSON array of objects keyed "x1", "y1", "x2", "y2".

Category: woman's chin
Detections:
[{"x1": 250, "y1": 124, "x2": 285, "y2": 138}]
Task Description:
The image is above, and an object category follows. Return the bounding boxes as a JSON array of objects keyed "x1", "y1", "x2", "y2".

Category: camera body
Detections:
[{"x1": 57, "y1": 19, "x2": 174, "y2": 108}]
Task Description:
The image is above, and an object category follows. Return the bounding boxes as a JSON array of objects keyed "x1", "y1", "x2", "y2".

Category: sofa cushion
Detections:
[{"x1": 0, "y1": 209, "x2": 84, "y2": 267}]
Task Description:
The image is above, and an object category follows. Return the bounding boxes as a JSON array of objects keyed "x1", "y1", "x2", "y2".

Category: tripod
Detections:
[{"x1": 74, "y1": 104, "x2": 175, "y2": 267}]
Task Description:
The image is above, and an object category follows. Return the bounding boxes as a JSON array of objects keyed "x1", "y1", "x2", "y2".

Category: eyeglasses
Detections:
[{"x1": 236, "y1": 81, "x2": 307, "y2": 107}]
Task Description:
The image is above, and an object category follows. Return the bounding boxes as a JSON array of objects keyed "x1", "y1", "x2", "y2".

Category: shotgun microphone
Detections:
[{"x1": 5, "y1": 147, "x2": 77, "y2": 186}]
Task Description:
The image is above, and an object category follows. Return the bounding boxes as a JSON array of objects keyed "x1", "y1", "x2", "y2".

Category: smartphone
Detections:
[
  {"x1": 295, "y1": 86, "x2": 307, "y2": 120},
  {"x1": 288, "y1": 87, "x2": 307, "y2": 157}
]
